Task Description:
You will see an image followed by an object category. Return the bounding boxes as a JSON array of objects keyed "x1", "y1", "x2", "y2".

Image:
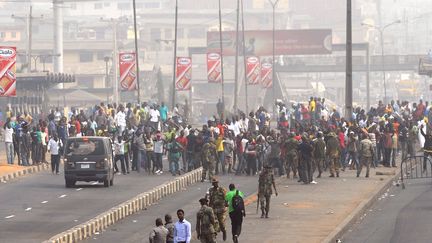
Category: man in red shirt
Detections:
[{"x1": 176, "y1": 130, "x2": 188, "y2": 172}]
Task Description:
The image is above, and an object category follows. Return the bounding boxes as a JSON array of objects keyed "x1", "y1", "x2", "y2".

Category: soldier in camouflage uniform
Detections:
[
  {"x1": 208, "y1": 178, "x2": 228, "y2": 241},
  {"x1": 313, "y1": 132, "x2": 326, "y2": 178},
  {"x1": 196, "y1": 197, "x2": 217, "y2": 243},
  {"x1": 326, "y1": 132, "x2": 341, "y2": 177},
  {"x1": 201, "y1": 137, "x2": 218, "y2": 182},
  {"x1": 258, "y1": 165, "x2": 278, "y2": 218},
  {"x1": 284, "y1": 132, "x2": 300, "y2": 178}
]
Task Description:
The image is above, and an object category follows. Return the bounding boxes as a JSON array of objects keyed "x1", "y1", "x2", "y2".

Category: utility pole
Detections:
[
  {"x1": 172, "y1": 0, "x2": 178, "y2": 109},
  {"x1": 101, "y1": 17, "x2": 127, "y2": 105},
  {"x1": 53, "y1": 0, "x2": 63, "y2": 88},
  {"x1": 345, "y1": 0, "x2": 353, "y2": 120},
  {"x1": 234, "y1": 0, "x2": 240, "y2": 114},
  {"x1": 269, "y1": 0, "x2": 279, "y2": 121},
  {"x1": 132, "y1": 0, "x2": 141, "y2": 104},
  {"x1": 218, "y1": 0, "x2": 225, "y2": 113},
  {"x1": 241, "y1": 0, "x2": 248, "y2": 114},
  {"x1": 12, "y1": 6, "x2": 42, "y2": 73},
  {"x1": 366, "y1": 43, "x2": 370, "y2": 110},
  {"x1": 27, "y1": 6, "x2": 32, "y2": 72},
  {"x1": 362, "y1": 20, "x2": 401, "y2": 105}
]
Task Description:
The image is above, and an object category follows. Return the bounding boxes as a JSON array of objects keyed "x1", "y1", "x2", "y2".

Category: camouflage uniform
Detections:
[
  {"x1": 284, "y1": 136, "x2": 300, "y2": 178},
  {"x1": 208, "y1": 186, "x2": 227, "y2": 236},
  {"x1": 326, "y1": 133, "x2": 341, "y2": 177},
  {"x1": 202, "y1": 142, "x2": 218, "y2": 182},
  {"x1": 258, "y1": 167, "x2": 275, "y2": 218},
  {"x1": 313, "y1": 137, "x2": 326, "y2": 178},
  {"x1": 196, "y1": 204, "x2": 217, "y2": 243}
]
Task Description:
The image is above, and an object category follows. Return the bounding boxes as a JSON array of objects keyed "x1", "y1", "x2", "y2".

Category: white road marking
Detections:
[
  {"x1": 76, "y1": 188, "x2": 83, "y2": 191},
  {"x1": 91, "y1": 182, "x2": 98, "y2": 185},
  {"x1": 25, "y1": 207, "x2": 32, "y2": 212},
  {"x1": 5, "y1": 215, "x2": 15, "y2": 219},
  {"x1": 41, "y1": 201, "x2": 48, "y2": 204},
  {"x1": 58, "y1": 194, "x2": 67, "y2": 198}
]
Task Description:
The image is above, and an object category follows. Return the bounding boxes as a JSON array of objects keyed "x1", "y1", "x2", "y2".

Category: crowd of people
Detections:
[{"x1": 3, "y1": 96, "x2": 432, "y2": 242}]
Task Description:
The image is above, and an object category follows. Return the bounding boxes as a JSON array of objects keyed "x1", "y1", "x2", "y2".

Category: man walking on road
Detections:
[
  {"x1": 225, "y1": 183, "x2": 245, "y2": 243},
  {"x1": 4, "y1": 120, "x2": 14, "y2": 164},
  {"x1": 201, "y1": 138, "x2": 218, "y2": 182},
  {"x1": 196, "y1": 198, "x2": 217, "y2": 243},
  {"x1": 258, "y1": 165, "x2": 278, "y2": 218},
  {"x1": 208, "y1": 177, "x2": 228, "y2": 241},
  {"x1": 48, "y1": 134, "x2": 62, "y2": 174},
  {"x1": 149, "y1": 218, "x2": 168, "y2": 243},
  {"x1": 358, "y1": 134, "x2": 374, "y2": 178},
  {"x1": 174, "y1": 209, "x2": 191, "y2": 243},
  {"x1": 326, "y1": 132, "x2": 340, "y2": 177}
]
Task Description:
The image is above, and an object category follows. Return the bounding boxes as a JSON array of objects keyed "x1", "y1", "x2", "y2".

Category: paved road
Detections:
[
  {"x1": 82, "y1": 175, "x2": 260, "y2": 243},
  {"x1": 0, "y1": 160, "x2": 193, "y2": 243},
  {"x1": 342, "y1": 180, "x2": 432, "y2": 243}
]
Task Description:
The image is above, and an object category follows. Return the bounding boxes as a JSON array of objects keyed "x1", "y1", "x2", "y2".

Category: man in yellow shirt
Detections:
[{"x1": 216, "y1": 135, "x2": 225, "y2": 175}]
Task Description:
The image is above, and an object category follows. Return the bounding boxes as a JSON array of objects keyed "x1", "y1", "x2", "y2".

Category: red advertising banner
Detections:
[
  {"x1": 0, "y1": 46, "x2": 17, "y2": 97},
  {"x1": 207, "y1": 29, "x2": 332, "y2": 56},
  {"x1": 246, "y1": 56, "x2": 260, "y2": 85},
  {"x1": 119, "y1": 52, "x2": 137, "y2": 91},
  {"x1": 175, "y1": 57, "x2": 192, "y2": 91},
  {"x1": 261, "y1": 62, "x2": 272, "y2": 88},
  {"x1": 207, "y1": 52, "x2": 222, "y2": 83}
]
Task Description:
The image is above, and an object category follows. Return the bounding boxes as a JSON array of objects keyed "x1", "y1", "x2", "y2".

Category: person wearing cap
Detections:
[
  {"x1": 196, "y1": 197, "x2": 216, "y2": 243},
  {"x1": 358, "y1": 133, "x2": 374, "y2": 177},
  {"x1": 326, "y1": 131, "x2": 341, "y2": 177},
  {"x1": 283, "y1": 132, "x2": 300, "y2": 179},
  {"x1": 313, "y1": 132, "x2": 326, "y2": 178},
  {"x1": 208, "y1": 177, "x2": 228, "y2": 241},
  {"x1": 258, "y1": 165, "x2": 278, "y2": 218},
  {"x1": 201, "y1": 137, "x2": 218, "y2": 182}
]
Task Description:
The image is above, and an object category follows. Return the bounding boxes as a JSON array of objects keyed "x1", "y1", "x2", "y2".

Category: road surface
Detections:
[
  {"x1": 0, "y1": 161, "x2": 195, "y2": 243},
  {"x1": 342, "y1": 180, "x2": 432, "y2": 243},
  {"x1": 82, "y1": 175, "x2": 259, "y2": 243}
]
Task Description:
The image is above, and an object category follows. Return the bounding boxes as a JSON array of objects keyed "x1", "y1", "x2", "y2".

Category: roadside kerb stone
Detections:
[
  {"x1": 45, "y1": 167, "x2": 203, "y2": 243},
  {"x1": 0, "y1": 163, "x2": 50, "y2": 183},
  {"x1": 322, "y1": 169, "x2": 400, "y2": 243}
]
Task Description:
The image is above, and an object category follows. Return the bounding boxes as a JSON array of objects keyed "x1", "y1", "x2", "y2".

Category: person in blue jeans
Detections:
[{"x1": 167, "y1": 137, "x2": 183, "y2": 176}]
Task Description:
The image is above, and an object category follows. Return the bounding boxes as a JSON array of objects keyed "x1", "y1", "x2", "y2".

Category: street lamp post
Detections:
[
  {"x1": 132, "y1": 0, "x2": 141, "y2": 104},
  {"x1": 269, "y1": 0, "x2": 279, "y2": 121},
  {"x1": 362, "y1": 20, "x2": 401, "y2": 104}
]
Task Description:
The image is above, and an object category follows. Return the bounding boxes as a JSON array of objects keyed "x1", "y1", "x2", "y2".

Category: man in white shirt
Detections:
[
  {"x1": 149, "y1": 106, "x2": 160, "y2": 132},
  {"x1": 115, "y1": 106, "x2": 127, "y2": 136},
  {"x1": 4, "y1": 122, "x2": 14, "y2": 164},
  {"x1": 48, "y1": 135, "x2": 63, "y2": 174},
  {"x1": 174, "y1": 209, "x2": 191, "y2": 243}
]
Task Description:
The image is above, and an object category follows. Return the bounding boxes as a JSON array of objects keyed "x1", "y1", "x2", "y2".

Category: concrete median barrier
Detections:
[
  {"x1": 45, "y1": 167, "x2": 203, "y2": 243},
  {"x1": 1, "y1": 163, "x2": 50, "y2": 183}
]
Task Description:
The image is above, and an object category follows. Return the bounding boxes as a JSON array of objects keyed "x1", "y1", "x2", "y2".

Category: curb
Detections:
[
  {"x1": 322, "y1": 169, "x2": 400, "y2": 243},
  {"x1": 44, "y1": 167, "x2": 203, "y2": 243},
  {"x1": 0, "y1": 163, "x2": 51, "y2": 183}
]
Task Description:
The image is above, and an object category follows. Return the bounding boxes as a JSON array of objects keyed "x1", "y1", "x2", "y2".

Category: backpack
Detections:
[{"x1": 232, "y1": 190, "x2": 244, "y2": 212}]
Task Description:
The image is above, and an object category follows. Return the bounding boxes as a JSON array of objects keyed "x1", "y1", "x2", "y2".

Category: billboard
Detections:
[
  {"x1": 119, "y1": 52, "x2": 137, "y2": 91},
  {"x1": 419, "y1": 58, "x2": 432, "y2": 77},
  {"x1": 261, "y1": 62, "x2": 272, "y2": 88},
  {"x1": 175, "y1": 57, "x2": 192, "y2": 91},
  {"x1": 207, "y1": 52, "x2": 222, "y2": 83},
  {"x1": 207, "y1": 29, "x2": 332, "y2": 56},
  {"x1": 246, "y1": 56, "x2": 260, "y2": 85},
  {"x1": 0, "y1": 46, "x2": 17, "y2": 97}
]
